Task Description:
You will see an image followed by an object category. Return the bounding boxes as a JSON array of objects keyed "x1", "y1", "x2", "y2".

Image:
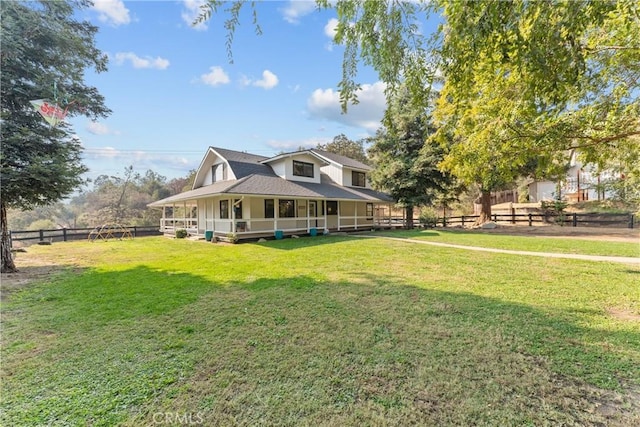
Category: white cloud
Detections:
[
  {"x1": 114, "y1": 52, "x2": 170, "y2": 70},
  {"x1": 324, "y1": 18, "x2": 338, "y2": 39},
  {"x1": 86, "y1": 121, "x2": 116, "y2": 135},
  {"x1": 281, "y1": 0, "x2": 316, "y2": 24},
  {"x1": 266, "y1": 137, "x2": 331, "y2": 151},
  {"x1": 92, "y1": 0, "x2": 131, "y2": 26},
  {"x1": 83, "y1": 147, "x2": 197, "y2": 173},
  {"x1": 253, "y1": 70, "x2": 279, "y2": 89},
  {"x1": 323, "y1": 18, "x2": 339, "y2": 51},
  {"x1": 85, "y1": 146, "x2": 120, "y2": 159},
  {"x1": 240, "y1": 70, "x2": 279, "y2": 90},
  {"x1": 200, "y1": 66, "x2": 230, "y2": 86},
  {"x1": 306, "y1": 82, "x2": 387, "y2": 132},
  {"x1": 181, "y1": 0, "x2": 208, "y2": 31}
]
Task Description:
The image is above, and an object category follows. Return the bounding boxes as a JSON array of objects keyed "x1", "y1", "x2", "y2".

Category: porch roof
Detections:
[{"x1": 148, "y1": 173, "x2": 393, "y2": 207}]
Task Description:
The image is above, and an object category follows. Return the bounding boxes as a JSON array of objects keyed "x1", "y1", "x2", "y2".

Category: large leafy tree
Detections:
[
  {"x1": 367, "y1": 87, "x2": 456, "y2": 229},
  {"x1": 199, "y1": 0, "x2": 639, "y2": 220},
  {"x1": 433, "y1": 0, "x2": 640, "y2": 220},
  {"x1": 1, "y1": 0, "x2": 110, "y2": 272}
]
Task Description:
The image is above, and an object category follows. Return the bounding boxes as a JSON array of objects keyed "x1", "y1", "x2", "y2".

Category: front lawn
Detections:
[{"x1": 2, "y1": 236, "x2": 639, "y2": 426}]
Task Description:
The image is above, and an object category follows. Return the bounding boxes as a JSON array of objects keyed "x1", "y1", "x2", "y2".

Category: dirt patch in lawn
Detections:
[
  {"x1": 607, "y1": 307, "x2": 640, "y2": 322},
  {"x1": 1, "y1": 252, "x2": 68, "y2": 302}
]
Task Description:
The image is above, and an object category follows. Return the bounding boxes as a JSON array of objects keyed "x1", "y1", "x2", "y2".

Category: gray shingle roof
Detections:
[
  {"x1": 209, "y1": 147, "x2": 274, "y2": 179},
  {"x1": 149, "y1": 173, "x2": 393, "y2": 206},
  {"x1": 211, "y1": 147, "x2": 268, "y2": 163},
  {"x1": 311, "y1": 149, "x2": 371, "y2": 171},
  {"x1": 148, "y1": 179, "x2": 245, "y2": 207}
]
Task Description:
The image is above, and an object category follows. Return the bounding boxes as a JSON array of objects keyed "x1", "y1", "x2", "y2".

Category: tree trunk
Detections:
[
  {"x1": 477, "y1": 191, "x2": 492, "y2": 224},
  {"x1": 405, "y1": 205, "x2": 414, "y2": 229},
  {"x1": 1, "y1": 200, "x2": 17, "y2": 273}
]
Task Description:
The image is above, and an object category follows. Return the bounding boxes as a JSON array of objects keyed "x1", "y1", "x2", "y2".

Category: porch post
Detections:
[
  {"x1": 355, "y1": 202, "x2": 358, "y2": 230},
  {"x1": 274, "y1": 198, "x2": 278, "y2": 233},
  {"x1": 231, "y1": 198, "x2": 236, "y2": 234},
  {"x1": 337, "y1": 201, "x2": 341, "y2": 231},
  {"x1": 211, "y1": 199, "x2": 216, "y2": 234},
  {"x1": 183, "y1": 202, "x2": 187, "y2": 230},
  {"x1": 323, "y1": 200, "x2": 327, "y2": 232}
]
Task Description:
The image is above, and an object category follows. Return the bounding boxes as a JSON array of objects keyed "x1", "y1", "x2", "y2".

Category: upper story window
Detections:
[
  {"x1": 352, "y1": 171, "x2": 366, "y2": 187},
  {"x1": 211, "y1": 163, "x2": 228, "y2": 183},
  {"x1": 293, "y1": 160, "x2": 314, "y2": 178}
]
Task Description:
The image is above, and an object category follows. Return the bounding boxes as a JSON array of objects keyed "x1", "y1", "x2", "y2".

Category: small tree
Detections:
[{"x1": 1, "y1": 0, "x2": 110, "y2": 272}]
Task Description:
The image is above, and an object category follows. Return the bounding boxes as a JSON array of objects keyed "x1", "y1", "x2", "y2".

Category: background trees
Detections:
[
  {"x1": 315, "y1": 134, "x2": 369, "y2": 164},
  {"x1": 1, "y1": 0, "x2": 110, "y2": 272}
]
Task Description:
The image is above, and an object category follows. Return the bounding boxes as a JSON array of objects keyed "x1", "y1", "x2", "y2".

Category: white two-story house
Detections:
[{"x1": 148, "y1": 147, "x2": 395, "y2": 240}]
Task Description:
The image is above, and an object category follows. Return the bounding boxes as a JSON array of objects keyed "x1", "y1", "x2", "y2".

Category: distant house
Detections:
[
  {"x1": 148, "y1": 147, "x2": 395, "y2": 240},
  {"x1": 528, "y1": 151, "x2": 620, "y2": 203}
]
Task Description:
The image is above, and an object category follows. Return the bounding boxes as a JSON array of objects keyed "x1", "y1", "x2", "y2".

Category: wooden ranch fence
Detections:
[
  {"x1": 437, "y1": 212, "x2": 635, "y2": 228},
  {"x1": 9, "y1": 226, "x2": 162, "y2": 247}
]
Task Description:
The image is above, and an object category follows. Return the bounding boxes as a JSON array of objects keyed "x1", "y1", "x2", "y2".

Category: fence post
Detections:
[
  {"x1": 630, "y1": 214, "x2": 635, "y2": 229},
  {"x1": 442, "y1": 217, "x2": 447, "y2": 227},
  {"x1": 572, "y1": 213, "x2": 577, "y2": 227},
  {"x1": 493, "y1": 214, "x2": 497, "y2": 222},
  {"x1": 39, "y1": 229, "x2": 44, "y2": 242},
  {"x1": 528, "y1": 213, "x2": 532, "y2": 227},
  {"x1": 62, "y1": 228, "x2": 67, "y2": 242},
  {"x1": 133, "y1": 226, "x2": 137, "y2": 237},
  {"x1": 461, "y1": 216, "x2": 465, "y2": 227},
  {"x1": 511, "y1": 209, "x2": 516, "y2": 224}
]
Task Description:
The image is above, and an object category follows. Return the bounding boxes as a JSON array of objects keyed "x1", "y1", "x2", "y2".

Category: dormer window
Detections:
[
  {"x1": 293, "y1": 160, "x2": 314, "y2": 178},
  {"x1": 211, "y1": 163, "x2": 228, "y2": 183},
  {"x1": 352, "y1": 171, "x2": 366, "y2": 187}
]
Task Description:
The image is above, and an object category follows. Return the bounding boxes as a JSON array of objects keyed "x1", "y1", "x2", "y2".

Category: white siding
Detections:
[
  {"x1": 321, "y1": 165, "x2": 371, "y2": 188},
  {"x1": 267, "y1": 153, "x2": 323, "y2": 183},
  {"x1": 270, "y1": 160, "x2": 286, "y2": 179},
  {"x1": 529, "y1": 181, "x2": 557, "y2": 202},
  {"x1": 321, "y1": 164, "x2": 343, "y2": 185}
]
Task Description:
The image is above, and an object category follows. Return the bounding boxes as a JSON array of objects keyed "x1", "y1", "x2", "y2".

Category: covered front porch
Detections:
[{"x1": 157, "y1": 195, "x2": 396, "y2": 241}]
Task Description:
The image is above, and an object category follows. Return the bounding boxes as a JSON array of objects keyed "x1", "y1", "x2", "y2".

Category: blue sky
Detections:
[{"x1": 69, "y1": 0, "x2": 436, "y2": 182}]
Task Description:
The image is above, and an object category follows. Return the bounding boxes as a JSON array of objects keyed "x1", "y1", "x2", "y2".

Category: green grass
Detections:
[
  {"x1": 376, "y1": 229, "x2": 640, "y2": 257},
  {"x1": 2, "y1": 236, "x2": 639, "y2": 426}
]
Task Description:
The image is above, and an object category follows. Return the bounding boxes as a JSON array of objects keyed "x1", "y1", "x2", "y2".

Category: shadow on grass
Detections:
[
  {"x1": 249, "y1": 231, "x2": 440, "y2": 251},
  {"x1": 250, "y1": 234, "x2": 357, "y2": 250},
  {"x1": 2, "y1": 266, "x2": 639, "y2": 426}
]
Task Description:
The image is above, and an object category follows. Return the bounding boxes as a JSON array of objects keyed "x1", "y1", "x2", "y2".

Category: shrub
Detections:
[
  {"x1": 175, "y1": 229, "x2": 188, "y2": 239},
  {"x1": 418, "y1": 207, "x2": 438, "y2": 228}
]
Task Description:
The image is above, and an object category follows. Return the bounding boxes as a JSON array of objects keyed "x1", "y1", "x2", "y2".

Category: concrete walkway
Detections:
[{"x1": 354, "y1": 235, "x2": 640, "y2": 265}]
